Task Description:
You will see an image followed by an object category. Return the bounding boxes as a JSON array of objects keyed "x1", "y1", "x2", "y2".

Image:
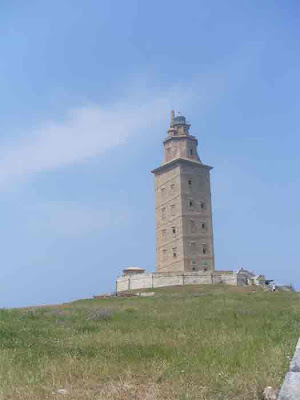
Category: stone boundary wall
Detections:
[
  {"x1": 279, "y1": 338, "x2": 300, "y2": 399},
  {"x1": 116, "y1": 271, "x2": 244, "y2": 293}
]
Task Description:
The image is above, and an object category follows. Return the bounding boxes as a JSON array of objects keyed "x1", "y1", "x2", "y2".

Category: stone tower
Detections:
[{"x1": 152, "y1": 111, "x2": 215, "y2": 274}]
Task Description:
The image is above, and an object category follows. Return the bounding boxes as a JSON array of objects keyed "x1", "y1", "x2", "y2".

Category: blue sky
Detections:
[{"x1": 0, "y1": 0, "x2": 299, "y2": 307}]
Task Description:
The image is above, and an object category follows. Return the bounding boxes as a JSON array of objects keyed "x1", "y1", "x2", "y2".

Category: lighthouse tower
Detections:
[{"x1": 152, "y1": 111, "x2": 215, "y2": 274}]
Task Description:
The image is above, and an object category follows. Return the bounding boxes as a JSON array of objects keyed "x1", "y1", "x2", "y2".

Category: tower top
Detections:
[
  {"x1": 156, "y1": 111, "x2": 201, "y2": 165},
  {"x1": 152, "y1": 110, "x2": 213, "y2": 172},
  {"x1": 168, "y1": 110, "x2": 191, "y2": 137}
]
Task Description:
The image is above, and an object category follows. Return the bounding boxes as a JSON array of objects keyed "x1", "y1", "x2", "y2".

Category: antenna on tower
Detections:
[{"x1": 170, "y1": 110, "x2": 175, "y2": 127}]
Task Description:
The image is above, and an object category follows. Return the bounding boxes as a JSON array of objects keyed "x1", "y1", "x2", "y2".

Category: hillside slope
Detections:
[{"x1": 0, "y1": 285, "x2": 299, "y2": 400}]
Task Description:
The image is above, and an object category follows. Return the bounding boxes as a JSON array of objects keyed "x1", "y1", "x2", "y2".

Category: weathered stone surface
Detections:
[
  {"x1": 116, "y1": 271, "x2": 244, "y2": 293},
  {"x1": 263, "y1": 386, "x2": 279, "y2": 400},
  {"x1": 279, "y1": 372, "x2": 300, "y2": 400},
  {"x1": 151, "y1": 112, "x2": 215, "y2": 275},
  {"x1": 290, "y1": 349, "x2": 300, "y2": 372}
]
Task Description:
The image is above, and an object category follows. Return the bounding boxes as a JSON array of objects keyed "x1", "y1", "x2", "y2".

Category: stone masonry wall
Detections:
[{"x1": 116, "y1": 271, "x2": 240, "y2": 293}]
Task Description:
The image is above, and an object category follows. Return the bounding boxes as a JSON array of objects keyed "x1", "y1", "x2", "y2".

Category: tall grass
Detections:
[{"x1": 0, "y1": 285, "x2": 299, "y2": 399}]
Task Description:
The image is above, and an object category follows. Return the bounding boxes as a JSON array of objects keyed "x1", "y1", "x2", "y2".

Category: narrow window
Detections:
[
  {"x1": 201, "y1": 222, "x2": 206, "y2": 230},
  {"x1": 172, "y1": 247, "x2": 177, "y2": 258},
  {"x1": 202, "y1": 244, "x2": 208, "y2": 255},
  {"x1": 200, "y1": 202, "x2": 205, "y2": 210},
  {"x1": 170, "y1": 204, "x2": 176, "y2": 216},
  {"x1": 172, "y1": 226, "x2": 176, "y2": 237},
  {"x1": 161, "y1": 207, "x2": 166, "y2": 219},
  {"x1": 188, "y1": 179, "x2": 192, "y2": 186},
  {"x1": 170, "y1": 183, "x2": 175, "y2": 192},
  {"x1": 188, "y1": 200, "x2": 193, "y2": 210},
  {"x1": 189, "y1": 148, "x2": 193, "y2": 156}
]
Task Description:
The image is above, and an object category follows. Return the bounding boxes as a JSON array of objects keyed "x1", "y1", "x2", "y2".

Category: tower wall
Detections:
[
  {"x1": 152, "y1": 111, "x2": 215, "y2": 274},
  {"x1": 180, "y1": 162, "x2": 215, "y2": 272},
  {"x1": 163, "y1": 136, "x2": 200, "y2": 164},
  {"x1": 154, "y1": 164, "x2": 185, "y2": 273}
]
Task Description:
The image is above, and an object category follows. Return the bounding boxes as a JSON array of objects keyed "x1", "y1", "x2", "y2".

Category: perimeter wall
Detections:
[{"x1": 116, "y1": 271, "x2": 247, "y2": 293}]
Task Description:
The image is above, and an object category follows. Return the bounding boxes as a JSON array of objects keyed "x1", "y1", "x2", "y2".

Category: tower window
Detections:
[
  {"x1": 188, "y1": 180, "x2": 192, "y2": 186},
  {"x1": 201, "y1": 222, "x2": 207, "y2": 230},
  {"x1": 170, "y1": 204, "x2": 176, "y2": 216},
  {"x1": 172, "y1": 247, "x2": 177, "y2": 258},
  {"x1": 188, "y1": 200, "x2": 193, "y2": 210},
  {"x1": 172, "y1": 226, "x2": 176, "y2": 236},
  {"x1": 161, "y1": 207, "x2": 166, "y2": 219},
  {"x1": 170, "y1": 183, "x2": 175, "y2": 192},
  {"x1": 202, "y1": 244, "x2": 208, "y2": 255},
  {"x1": 200, "y1": 202, "x2": 206, "y2": 210},
  {"x1": 189, "y1": 148, "x2": 193, "y2": 156}
]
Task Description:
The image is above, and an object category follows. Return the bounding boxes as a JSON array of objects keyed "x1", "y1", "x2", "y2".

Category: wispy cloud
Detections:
[
  {"x1": 0, "y1": 46, "x2": 261, "y2": 191},
  {"x1": 0, "y1": 89, "x2": 187, "y2": 188}
]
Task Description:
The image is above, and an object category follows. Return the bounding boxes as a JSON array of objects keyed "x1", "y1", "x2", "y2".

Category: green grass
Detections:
[{"x1": 0, "y1": 285, "x2": 299, "y2": 400}]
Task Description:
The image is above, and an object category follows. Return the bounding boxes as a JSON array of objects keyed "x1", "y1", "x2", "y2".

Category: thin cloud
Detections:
[{"x1": 0, "y1": 91, "x2": 185, "y2": 188}]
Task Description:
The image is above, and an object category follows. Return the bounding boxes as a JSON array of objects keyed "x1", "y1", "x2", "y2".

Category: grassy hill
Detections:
[{"x1": 0, "y1": 285, "x2": 299, "y2": 400}]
